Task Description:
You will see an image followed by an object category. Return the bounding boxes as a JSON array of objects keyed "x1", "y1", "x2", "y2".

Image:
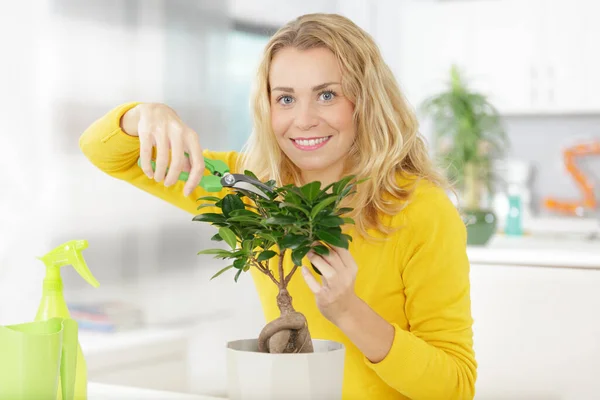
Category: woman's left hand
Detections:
[{"x1": 301, "y1": 246, "x2": 359, "y2": 324}]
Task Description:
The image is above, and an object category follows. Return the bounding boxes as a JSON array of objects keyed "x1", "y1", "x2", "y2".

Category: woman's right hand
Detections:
[{"x1": 121, "y1": 103, "x2": 205, "y2": 196}]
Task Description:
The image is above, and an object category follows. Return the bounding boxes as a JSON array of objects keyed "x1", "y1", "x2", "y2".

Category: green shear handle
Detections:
[
  {"x1": 137, "y1": 154, "x2": 273, "y2": 199},
  {"x1": 137, "y1": 155, "x2": 230, "y2": 192}
]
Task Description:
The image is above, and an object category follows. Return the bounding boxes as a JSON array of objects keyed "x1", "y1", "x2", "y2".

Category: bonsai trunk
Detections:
[{"x1": 257, "y1": 251, "x2": 314, "y2": 354}]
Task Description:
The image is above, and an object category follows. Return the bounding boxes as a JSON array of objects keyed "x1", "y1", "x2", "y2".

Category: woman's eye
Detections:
[
  {"x1": 319, "y1": 91, "x2": 335, "y2": 101},
  {"x1": 278, "y1": 96, "x2": 294, "y2": 105}
]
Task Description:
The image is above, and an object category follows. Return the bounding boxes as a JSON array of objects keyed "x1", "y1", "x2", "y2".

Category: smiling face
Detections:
[{"x1": 269, "y1": 46, "x2": 356, "y2": 185}]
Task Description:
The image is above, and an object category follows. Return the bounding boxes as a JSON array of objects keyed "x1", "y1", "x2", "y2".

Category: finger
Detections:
[
  {"x1": 164, "y1": 134, "x2": 185, "y2": 187},
  {"x1": 138, "y1": 121, "x2": 154, "y2": 178},
  {"x1": 330, "y1": 246, "x2": 358, "y2": 273},
  {"x1": 183, "y1": 132, "x2": 205, "y2": 196},
  {"x1": 320, "y1": 246, "x2": 344, "y2": 270},
  {"x1": 301, "y1": 266, "x2": 322, "y2": 294},
  {"x1": 153, "y1": 127, "x2": 170, "y2": 182},
  {"x1": 307, "y1": 253, "x2": 335, "y2": 282}
]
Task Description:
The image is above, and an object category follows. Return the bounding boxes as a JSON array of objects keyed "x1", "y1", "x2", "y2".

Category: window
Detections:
[{"x1": 226, "y1": 26, "x2": 273, "y2": 151}]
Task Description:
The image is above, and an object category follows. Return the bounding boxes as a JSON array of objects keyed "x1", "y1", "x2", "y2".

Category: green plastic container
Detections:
[{"x1": 0, "y1": 317, "x2": 78, "y2": 400}]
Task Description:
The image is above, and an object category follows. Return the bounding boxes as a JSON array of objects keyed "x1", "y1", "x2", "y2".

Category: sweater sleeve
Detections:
[
  {"x1": 364, "y1": 184, "x2": 477, "y2": 400},
  {"x1": 79, "y1": 102, "x2": 240, "y2": 215}
]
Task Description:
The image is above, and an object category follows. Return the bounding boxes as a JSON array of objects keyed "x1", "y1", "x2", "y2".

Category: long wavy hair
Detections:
[{"x1": 239, "y1": 13, "x2": 449, "y2": 239}]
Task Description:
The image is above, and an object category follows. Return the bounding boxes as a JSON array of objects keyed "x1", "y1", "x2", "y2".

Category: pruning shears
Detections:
[{"x1": 137, "y1": 154, "x2": 273, "y2": 199}]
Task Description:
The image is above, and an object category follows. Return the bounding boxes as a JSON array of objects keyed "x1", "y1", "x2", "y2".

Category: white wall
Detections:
[{"x1": 229, "y1": 0, "x2": 338, "y2": 26}]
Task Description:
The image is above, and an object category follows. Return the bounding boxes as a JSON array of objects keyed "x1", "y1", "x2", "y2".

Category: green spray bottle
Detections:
[{"x1": 35, "y1": 239, "x2": 100, "y2": 400}]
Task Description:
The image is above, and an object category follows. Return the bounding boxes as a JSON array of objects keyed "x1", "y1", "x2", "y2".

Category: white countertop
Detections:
[
  {"x1": 467, "y1": 233, "x2": 600, "y2": 269},
  {"x1": 89, "y1": 383, "x2": 226, "y2": 399}
]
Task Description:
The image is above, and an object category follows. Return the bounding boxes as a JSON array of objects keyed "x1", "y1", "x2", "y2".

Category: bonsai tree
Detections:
[
  {"x1": 193, "y1": 172, "x2": 361, "y2": 354},
  {"x1": 420, "y1": 65, "x2": 509, "y2": 210}
]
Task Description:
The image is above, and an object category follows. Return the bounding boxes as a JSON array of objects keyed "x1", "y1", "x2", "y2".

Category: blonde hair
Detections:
[{"x1": 239, "y1": 13, "x2": 449, "y2": 239}]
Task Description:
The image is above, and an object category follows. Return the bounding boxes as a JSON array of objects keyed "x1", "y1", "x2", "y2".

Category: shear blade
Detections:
[{"x1": 221, "y1": 174, "x2": 273, "y2": 199}]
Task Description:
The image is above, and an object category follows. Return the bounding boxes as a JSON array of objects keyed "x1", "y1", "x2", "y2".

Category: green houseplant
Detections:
[
  {"x1": 421, "y1": 65, "x2": 509, "y2": 245},
  {"x1": 193, "y1": 172, "x2": 361, "y2": 354}
]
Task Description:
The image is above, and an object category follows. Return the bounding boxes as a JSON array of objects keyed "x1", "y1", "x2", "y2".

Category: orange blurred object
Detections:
[{"x1": 544, "y1": 139, "x2": 600, "y2": 216}]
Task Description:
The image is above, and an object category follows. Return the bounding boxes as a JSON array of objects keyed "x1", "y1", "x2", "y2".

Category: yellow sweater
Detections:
[{"x1": 80, "y1": 103, "x2": 477, "y2": 400}]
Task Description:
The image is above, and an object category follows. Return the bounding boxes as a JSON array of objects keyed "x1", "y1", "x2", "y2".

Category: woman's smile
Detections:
[{"x1": 291, "y1": 135, "x2": 332, "y2": 151}]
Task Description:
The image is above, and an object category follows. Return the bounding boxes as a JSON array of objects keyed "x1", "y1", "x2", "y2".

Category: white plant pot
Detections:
[{"x1": 226, "y1": 338, "x2": 345, "y2": 400}]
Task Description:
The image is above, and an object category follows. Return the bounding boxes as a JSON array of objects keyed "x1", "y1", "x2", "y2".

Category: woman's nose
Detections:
[{"x1": 295, "y1": 102, "x2": 319, "y2": 131}]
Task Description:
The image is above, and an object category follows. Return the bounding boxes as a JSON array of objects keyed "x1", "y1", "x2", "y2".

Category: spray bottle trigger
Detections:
[{"x1": 70, "y1": 240, "x2": 99, "y2": 288}]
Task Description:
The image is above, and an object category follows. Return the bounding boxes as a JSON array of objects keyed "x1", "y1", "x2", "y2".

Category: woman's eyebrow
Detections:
[
  {"x1": 312, "y1": 81, "x2": 340, "y2": 91},
  {"x1": 271, "y1": 82, "x2": 341, "y2": 93}
]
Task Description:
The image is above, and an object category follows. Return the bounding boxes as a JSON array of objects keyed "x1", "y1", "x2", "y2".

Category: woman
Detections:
[{"x1": 80, "y1": 13, "x2": 476, "y2": 400}]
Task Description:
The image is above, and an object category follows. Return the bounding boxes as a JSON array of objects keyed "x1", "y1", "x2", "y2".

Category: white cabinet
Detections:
[
  {"x1": 466, "y1": 1, "x2": 541, "y2": 115},
  {"x1": 398, "y1": 0, "x2": 600, "y2": 115},
  {"x1": 470, "y1": 263, "x2": 600, "y2": 399},
  {"x1": 535, "y1": 0, "x2": 600, "y2": 114},
  {"x1": 81, "y1": 329, "x2": 191, "y2": 393}
]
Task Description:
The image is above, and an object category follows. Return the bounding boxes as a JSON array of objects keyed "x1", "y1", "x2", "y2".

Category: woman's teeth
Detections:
[{"x1": 293, "y1": 136, "x2": 330, "y2": 146}]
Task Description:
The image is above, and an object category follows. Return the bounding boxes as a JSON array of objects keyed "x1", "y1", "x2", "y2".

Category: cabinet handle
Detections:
[
  {"x1": 530, "y1": 66, "x2": 537, "y2": 106},
  {"x1": 548, "y1": 66, "x2": 555, "y2": 104}
]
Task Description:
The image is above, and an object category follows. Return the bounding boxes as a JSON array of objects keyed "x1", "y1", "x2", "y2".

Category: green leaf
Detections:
[
  {"x1": 301, "y1": 181, "x2": 321, "y2": 202},
  {"x1": 242, "y1": 240, "x2": 253, "y2": 253},
  {"x1": 342, "y1": 217, "x2": 355, "y2": 225},
  {"x1": 285, "y1": 186, "x2": 308, "y2": 202},
  {"x1": 210, "y1": 233, "x2": 223, "y2": 242},
  {"x1": 257, "y1": 250, "x2": 277, "y2": 262},
  {"x1": 264, "y1": 216, "x2": 296, "y2": 225},
  {"x1": 279, "y1": 234, "x2": 308, "y2": 250},
  {"x1": 210, "y1": 265, "x2": 234, "y2": 280},
  {"x1": 339, "y1": 185, "x2": 357, "y2": 199},
  {"x1": 333, "y1": 175, "x2": 355, "y2": 195},
  {"x1": 317, "y1": 182, "x2": 336, "y2": 197},
  {"x1": 197, "y1": 196, "x2": 222, "y2": 202},
  {"x1": 219, "y1": 227, "x2": 237, "y2": 249},
  {"x1": 228, "y1": 209, "x2": 258, "y2": 217},
  {"x1": 310, "y1": 262, "x2": 322, "y2": 276},
  {"x1": 234, "y1": 269, "x2": 242, "y2": 282},
  {"x1": 312, "y1": 244, "x2": 330, "y2": 256},
  {"x1": 291, "y1": 246, "x2": 311, "y2": 266},
  {"x1": 227, "y1": 216, "x2": 262, "y2": 224},
  {"x1": 310, "y1": 196, "x2": 338, "y2": 219},
  {"x1": 197, "y1": 203, "x2": 218, "y2": 210},
  {"x1": 244, "y1": 170, "x2": 258, "y2": 180},
  {"x1": 284, "y1": 191, "x2": 304, "y2": 205},
  {"x1": 335, "y1": 207, "x2": 354, "y2": 215},
  {"x1": 257, "y1": 232, "x2": 279, "y2": 243},
  {"x1": 233, "y1": 258, "x2": 247, "y2": 270},
  {"x1": 192, "y1": 213, "x2": 226, "y2": 224},
  {"x1": 316, "y1": 229, "x2": 349, "y2": 249},
  {"x1": 222, "y1": 194, "x2": 246, "y2": 217},
  {"x1": 341, "y1": 233, "x2": 353, "y2": 244},
  {"x1": 197, "y1": 248, "x2": 235, "y2": 259},
  {"x1": 317, "y1": 215, "x2": 345, "y2": 227},
  {"x1": 279, "y1": 202, "x2": 310, "y2": 217}
]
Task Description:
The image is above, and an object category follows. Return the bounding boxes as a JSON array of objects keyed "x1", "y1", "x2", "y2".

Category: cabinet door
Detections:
[
  {"x1": 581, "y1": 1, "x2": 600, "y2": 112},
  {"x1": 398, "y1": 2, "x2": 473, "y2": 109},
  {"x1": 466, "y1": 0, "x2": 541, "y2": 115},
  {"x1": 470, "y1": 264, "x2": 600, "y2": 398},
  {"x1": 540, "y1": 0, "x2": 590, "y2": 113}
]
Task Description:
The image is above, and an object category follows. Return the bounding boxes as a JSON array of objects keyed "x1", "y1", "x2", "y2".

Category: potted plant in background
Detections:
[
  {"x1": 421, "y1": 65, "x2": 509, "y2": 245},
  {"x1": 194, "y1": 172, "x2": 362, "y2": 399}
]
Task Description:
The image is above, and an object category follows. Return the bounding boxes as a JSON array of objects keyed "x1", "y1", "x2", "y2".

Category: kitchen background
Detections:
[{"x1": 1, "y1": 0, "x2": 599, "y2": 399}]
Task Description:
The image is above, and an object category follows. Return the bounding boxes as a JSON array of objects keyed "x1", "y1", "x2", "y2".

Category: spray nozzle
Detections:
[{"x1": 37, "y1": 240, "x2": 100, "y2": 288}]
